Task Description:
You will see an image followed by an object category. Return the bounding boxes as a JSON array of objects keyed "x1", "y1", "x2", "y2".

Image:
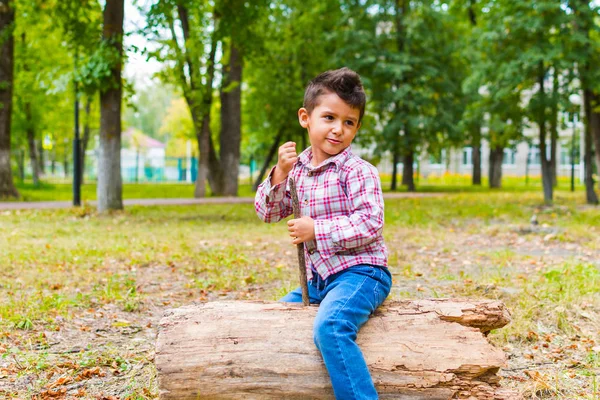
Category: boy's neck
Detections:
[{"x1": 307, "y1": 146, "x2": 350, "y2": 167}]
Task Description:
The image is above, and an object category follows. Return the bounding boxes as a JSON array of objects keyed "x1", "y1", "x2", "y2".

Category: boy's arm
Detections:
[
  {"x1": 312, "y1": 165, "x2": 384, "y2": 258},
  {"x1": 254, "y1": 166, "x2": 294, "y2": 223}
]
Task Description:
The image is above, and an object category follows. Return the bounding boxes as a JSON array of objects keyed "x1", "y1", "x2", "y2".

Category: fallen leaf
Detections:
[{"x1": 47, "y1": 375, "x2": 72, "y2": 389}]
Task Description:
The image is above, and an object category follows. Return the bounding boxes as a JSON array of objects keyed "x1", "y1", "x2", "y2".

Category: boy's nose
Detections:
[{"x1": 332, "y1": 122, "x2": 343, "y2": 134}]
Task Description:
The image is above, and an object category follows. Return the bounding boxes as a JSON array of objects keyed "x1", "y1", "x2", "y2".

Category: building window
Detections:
[
  {"x1": 462, "y1": 147, "x2": 472, "y2": 166},
  {"x1": 528, "y1": 147, "x2": 540, "y2": 165},
  {"x1": 560, "y1": 146, "x2": 570, "y2": 166},
  {"x1": 503, "y1": 148, "x2": 516, "y2": 165}
]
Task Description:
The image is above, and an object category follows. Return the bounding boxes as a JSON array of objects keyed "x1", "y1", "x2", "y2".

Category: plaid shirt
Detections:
[{"x1": 255, "y1": 146, "x2": 388, "y2": 280}]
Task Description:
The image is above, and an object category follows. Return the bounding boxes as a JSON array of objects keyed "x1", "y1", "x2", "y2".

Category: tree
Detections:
[
  {"x1": 0, "y1": 0, "x2": 18, "y2": 198},
  {"x1": 338, "y1": 0, "x2": 467, "y2": 191},
  {"x1": 144, "y1": 0, "x2": 219, "y2": 197},
  {"x1": 97, "y1": 0, "x2": 124, "y2": 212},
  {"x1": 571, "y1": 0, "x2": 599, "y2": 204},
  {"x1": 452, "y1": 0, "x2": 484, "y2": 185},
  {"x1": 243, "y1": 0, "x2": 341, "y2": 189},
  {"x1": 144, "y1": 0, "x2": 267, "y2": 197}
]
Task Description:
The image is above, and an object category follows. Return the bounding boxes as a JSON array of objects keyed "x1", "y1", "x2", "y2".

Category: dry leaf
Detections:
[{"x1": 47, "y1": 375, "x2": 72, "y2": 389}]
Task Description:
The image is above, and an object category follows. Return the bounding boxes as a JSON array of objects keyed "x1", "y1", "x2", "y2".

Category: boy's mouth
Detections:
[{"x1": 326, "y1": 138, "x2": 342, "y2": 144}]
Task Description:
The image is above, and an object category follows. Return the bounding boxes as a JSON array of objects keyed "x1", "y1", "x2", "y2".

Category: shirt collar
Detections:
[{"x1": 297, "y1": 146, "x2": 352, "y2": 171}]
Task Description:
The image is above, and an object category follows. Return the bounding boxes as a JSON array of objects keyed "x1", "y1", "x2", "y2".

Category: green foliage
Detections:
[
  {"x1": 337, "y1": 1, "x2": 468, "y2": 156},
  {"x1": 243, "y1": 0, "x2": 341, "y2": 160}
]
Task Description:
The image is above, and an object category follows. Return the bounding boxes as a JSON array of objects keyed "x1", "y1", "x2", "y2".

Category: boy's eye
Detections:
[
  {"x1": 324, "y1": 115, "x2": 333, "y2": 120},
  {"x1": 346, "y1": 120, "x2": 355, "y2": 126}
]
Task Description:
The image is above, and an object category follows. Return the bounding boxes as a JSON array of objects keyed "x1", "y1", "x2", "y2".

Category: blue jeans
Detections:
[{"x1": 280, "y1": 265, "x2": 392, "y2": 400}]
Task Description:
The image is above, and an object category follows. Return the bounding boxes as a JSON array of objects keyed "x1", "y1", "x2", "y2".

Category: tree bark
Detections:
[
  {"x1": 583, "y1": 89, "x2": 599, "y2": 204},
  {"x1": 36, "y1": 139, "x2": 44, "y2": 175},
  {"x1": 156, "y1": 300, "x2": 518, "y2": 400},
  {"x1": 194, "y1": 30, "x2": 217, "y2": 198},
  {"x1": 25, "y1": 102, "x2": 40, "y2": 186},
  {"x1": 17, "y1": 148, "x2": 24, "y2": 181},
  {"x1": 589, "y1": 92, "x2": 600, "y2": 180},
  {"x1": 219, "y1": 40, "x2": 243, "y2": 196},
  {"x1": 538, "y1": 62, "x2": 553, "y2": 205},
  {"x1": 467, "y1": 0, "x2": 482, "y2": 186},
  {"x1": 472, "y1": 127, "x2": 482, "y2": 185},
  {"x1": 253, "y1": 128, "x2": 283, "y2": 191},
  {"x1": 574, "y1": 0, "x2": 598, "y2": 204},
  {"x1": 550, "y1": 71, "x2": 559, "y2": 187},
  {"x1": 0, "y1": 0, "x2": 18, "y2": 198},
  {"x1": 80, "y1": 96, "x2": 92, "y2": 185},
  {"x1": 401, "y1": 151, "x2": 415, "y2": 191},
  {"x1": 97, "y1": 0, "x2": 124, "y2": 212},
  {"x1": 390, "y1": 142, "x2": 399, "y2": 191},
  {"x1": 488, "y1": 145, "x2": 503, "y2": 188}
]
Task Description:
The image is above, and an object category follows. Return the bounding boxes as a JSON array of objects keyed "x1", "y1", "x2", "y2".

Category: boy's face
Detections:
[{"x1": 298, "y1": 92, "x2": 361, "y2": 166}]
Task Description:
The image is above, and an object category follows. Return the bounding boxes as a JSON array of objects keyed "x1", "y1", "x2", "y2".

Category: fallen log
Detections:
[{"x1": 156, "y1": 299, "x2": 519, "y2": 399}]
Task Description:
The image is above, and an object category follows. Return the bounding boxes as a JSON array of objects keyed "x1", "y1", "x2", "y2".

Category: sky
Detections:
[{"x1": 123, "y1": 0, "x2": 162, "y2": 88}]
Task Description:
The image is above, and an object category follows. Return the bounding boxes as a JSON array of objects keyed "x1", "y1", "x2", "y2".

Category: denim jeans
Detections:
[{"x1": 280, "y1": 264, "x2": 392, "y2": 400}]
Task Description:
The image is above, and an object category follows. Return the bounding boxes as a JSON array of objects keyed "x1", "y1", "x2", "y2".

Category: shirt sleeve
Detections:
[
  {"x1": 313, "y1": 164, "x2": 384, "y2": 258},
  {"x1": 254, "y1": 166, "x2": 293, "y2": 223}
]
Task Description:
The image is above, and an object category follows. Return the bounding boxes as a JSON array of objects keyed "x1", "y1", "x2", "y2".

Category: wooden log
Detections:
[{"x1": 156, "y1": 299, "x2": 519, "y2": 399}]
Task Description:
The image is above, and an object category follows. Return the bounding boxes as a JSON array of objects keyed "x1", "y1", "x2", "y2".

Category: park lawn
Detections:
[
  {"x1": 8, "y1": 174, "x2": 587, "y2": 202},
  {"x1": 0, "y1": 190, "x2": 599, "y2": 398}
]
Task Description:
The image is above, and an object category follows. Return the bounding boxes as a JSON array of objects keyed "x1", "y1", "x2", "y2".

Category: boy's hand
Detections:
[
  {"x1": 287, "y1": 216, "x2": 315, "y2": 245},
  {"x1": 272, "y1": 142, "x2": 297, "y2": 185}
]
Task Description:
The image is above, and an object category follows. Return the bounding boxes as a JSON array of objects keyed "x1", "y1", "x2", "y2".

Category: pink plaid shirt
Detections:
[{"x1": 255, "y1": 146, "x2": 388, "y2": 280}]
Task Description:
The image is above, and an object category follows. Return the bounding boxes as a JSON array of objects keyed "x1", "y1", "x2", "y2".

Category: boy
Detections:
[{"x1": 254, "y1": 67, "x2": 391, "y2": 400}]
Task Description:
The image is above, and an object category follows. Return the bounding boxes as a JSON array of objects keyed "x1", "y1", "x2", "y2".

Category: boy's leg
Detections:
[
  {"x1": 279, "y1": 282, "x2": 322, "y2": 304},
  {"x1": 313, "y1": 265, "x2": 392, "y2": 400}
]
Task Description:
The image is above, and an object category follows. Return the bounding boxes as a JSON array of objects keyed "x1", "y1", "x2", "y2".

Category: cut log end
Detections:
[{"x1": 156, "y1": 299, "x2": 518, "y2": 399}]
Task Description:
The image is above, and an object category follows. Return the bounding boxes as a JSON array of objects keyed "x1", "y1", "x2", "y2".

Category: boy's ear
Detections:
[{"x1": 298, "y1": 108, "x2": 309, "y2": 128}]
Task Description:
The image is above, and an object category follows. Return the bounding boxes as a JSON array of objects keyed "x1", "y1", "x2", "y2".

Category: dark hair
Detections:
[{"x1": 303, "y1": 67, "x2": 366, "y2": 121}]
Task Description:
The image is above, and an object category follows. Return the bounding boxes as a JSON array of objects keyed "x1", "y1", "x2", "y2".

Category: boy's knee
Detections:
[{"x1": 313, "y1": 317, "x2": 357, "y2": 348}]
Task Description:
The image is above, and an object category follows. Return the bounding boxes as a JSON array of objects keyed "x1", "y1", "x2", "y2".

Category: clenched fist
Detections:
[{"x1": 271, "y1": 142, "x2": 298, "y2": 185}]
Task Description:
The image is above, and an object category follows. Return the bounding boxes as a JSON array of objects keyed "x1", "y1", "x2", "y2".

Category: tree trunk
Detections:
[
  {"x1": 390, "y1": 143, "x2": 399, "y2": 191},
  {"x1": 80, "y1": 96, "x2": 91, "y2": 185},
  {"x1": 574, "y1": 0, "x2": 598, "y2": 204},
  {"x1": 219, "y1": 40, "x2": 243, "y2": 196},
  {"x1": 488, "y1": 145, "x2": 503, "y2": 188},
  {"x1": 37, "y1": 139, "x2": 44, "y2": 175},
  {"x1": 194, "y1": 30, "x2": 217, "y2": 198},
  {"x1": 25, "y1": 102, "x2": 40, "y2": 186},
  {"x1": 589, "y1": 93, "x2": 600, "y2": 180},
  {"x1": 402, "y1": 151, "x2": 415, "y2": 191},
  {"x1": 253, "y1": 128, "x2": 283, "y2": 191},
  {"x1": 17, "y1": 148, "x2": 24, "y2": 181},
  {"x1": 472, "y1": 127, "x2": 482, "y2": 185},
  {"x1": 97, "y1": 0, "x2": 124, "y2": 212},
  {"x1": 550, "y1": 71, "x2": 559, "y2": 187},
  {"x1": 156, "y1": 300, "x2": 518, "y2": 400},
  {"x1": 63, "y1": 155, "x2": 68, "y2": 179},
  {"x1": 0, "y1": 1, "x2": 18, "y2": 198},
  {"x1": 467, "y1": 0, "x2": 481, "y2": 187},
  {"x1": 538, "y1": 63, "x2": 553, "y2": 205},
  {"x1": 583, "y1": 89, "x2": 599, "y2": 204}
]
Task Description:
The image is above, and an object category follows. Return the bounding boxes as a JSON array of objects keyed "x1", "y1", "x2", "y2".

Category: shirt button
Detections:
[
  {"x1": 307, "y1": 171, "x2": 313, "y2": 176},
  {"x1": 308, "y1": 249, "x2": 315, "y2": 255},
  {"x1": 304, "y1": 199, "x2": 308, "y2": 205}
]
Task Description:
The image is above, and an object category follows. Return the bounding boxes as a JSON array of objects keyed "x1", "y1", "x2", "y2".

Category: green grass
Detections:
[{"x1": 6, "y1": 173, "x2": 588, "y2": 202}]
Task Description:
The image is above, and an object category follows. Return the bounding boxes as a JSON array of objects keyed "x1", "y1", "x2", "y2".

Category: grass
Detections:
[
  {"x1": 6, "y1": 173, "x2": 588, "y2": 202},
  {"x1": 1, "y1": 189, "x2": 600, "y2": 398}
]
